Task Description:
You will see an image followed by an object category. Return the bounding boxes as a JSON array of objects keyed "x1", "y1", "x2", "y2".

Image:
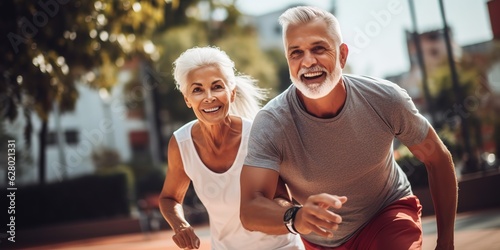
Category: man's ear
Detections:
[
  {"x1": 339, "y1": 43, "x2": 349, "y2": 69},
  {"x1": 184, "y1": 96, "x2": 192, "y2": 108}
]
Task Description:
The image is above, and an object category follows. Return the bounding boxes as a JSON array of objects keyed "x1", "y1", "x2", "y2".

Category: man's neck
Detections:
[{"x1": 297, "y1": 80, "x2": 347, "y2": 118}]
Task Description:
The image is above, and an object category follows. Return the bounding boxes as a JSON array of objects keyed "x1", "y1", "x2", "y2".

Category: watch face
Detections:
[{"x1": 284, "y1": 207, "x2": 298, "y2": 222}]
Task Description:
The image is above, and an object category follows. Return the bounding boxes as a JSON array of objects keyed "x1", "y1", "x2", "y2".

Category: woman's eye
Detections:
[{"x1": 192, "y1": 87, "x2": 202, "y2": 93}]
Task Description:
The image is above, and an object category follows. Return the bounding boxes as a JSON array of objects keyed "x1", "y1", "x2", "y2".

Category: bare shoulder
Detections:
[{"x1": 167, "y1": 135, "x2": 183, "y2": 170}]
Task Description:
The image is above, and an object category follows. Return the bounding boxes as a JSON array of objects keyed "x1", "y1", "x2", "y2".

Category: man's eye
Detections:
[
  {"x1": 313, "y1": 46, "x2": 326, "y2": 53},
  {"x1": 290, "y1": 51, "x2": 302, "y2": 59}
]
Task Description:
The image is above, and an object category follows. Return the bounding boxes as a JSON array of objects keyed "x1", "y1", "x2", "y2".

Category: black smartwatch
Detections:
[{"x1": 283, "y1": 205, "x2": 301, "y2": 234}]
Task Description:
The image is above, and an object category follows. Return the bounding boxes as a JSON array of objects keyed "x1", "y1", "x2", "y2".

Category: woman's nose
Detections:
[{"x1": 203, "y1": 92, "x2": 216, "y2": 103}]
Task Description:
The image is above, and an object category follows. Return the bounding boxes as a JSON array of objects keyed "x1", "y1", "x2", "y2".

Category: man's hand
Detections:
[
  {"x1": 294, "y1": 193, "x2": 347, "y2": 238},
  {"x1": 172, "y1": 226, "x2": 200, "y2": 249}
]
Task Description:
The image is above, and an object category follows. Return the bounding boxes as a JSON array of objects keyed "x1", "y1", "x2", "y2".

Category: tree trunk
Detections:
[{"x1": 39, "y1": 119, "x2": 48, "y2": 185}]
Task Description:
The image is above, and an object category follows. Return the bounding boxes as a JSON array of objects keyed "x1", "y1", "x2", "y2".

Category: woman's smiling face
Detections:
[{"x1": 184, "y1": 65, "x2": 235, "y2": 124}]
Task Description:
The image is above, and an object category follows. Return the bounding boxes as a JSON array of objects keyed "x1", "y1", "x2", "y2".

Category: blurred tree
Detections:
[
  {"x1": 140, "y1": 1, "x2": 279, "y2": 151},
  {"x1": 266, "y1": 48, "x2": 291, "y2": 92},
  {"x1": 0, "y1": 0, "x2": 174, "y2": 184},
  {"x1": 428, "y1": 50, "x2": 498, "y2": 173},
  {"x1": 216, "y1": 34, "x2": 278, "y2": 94}
]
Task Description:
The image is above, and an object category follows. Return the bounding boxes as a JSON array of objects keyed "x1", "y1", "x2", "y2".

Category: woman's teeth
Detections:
[{"x1": 203, "y1": 107, "x2": 220, "y2": 113}]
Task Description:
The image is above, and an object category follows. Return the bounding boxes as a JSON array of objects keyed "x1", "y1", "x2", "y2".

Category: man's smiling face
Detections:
[{"x1": 285, "y1": 19, "x2": 347, "y2": 99}]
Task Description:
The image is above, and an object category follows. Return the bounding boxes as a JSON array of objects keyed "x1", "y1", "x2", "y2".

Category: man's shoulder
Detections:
[
  {"x1": 344, "y1": 74, "x2": 403, "y2": 98},
  {"x1": 252, "y1": 86, "x2": 294, "y2": 130},
  {"x1": 345, "y1": 74, "x2": 398, "y2": 88},
  {"x1": 261, "y1": 85, "x2": 293, "y2": 112}
]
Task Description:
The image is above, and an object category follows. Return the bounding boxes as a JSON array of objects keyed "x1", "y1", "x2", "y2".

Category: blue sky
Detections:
[{"x1": 236, "y1": 0, "x2": 493, "y2": 78}]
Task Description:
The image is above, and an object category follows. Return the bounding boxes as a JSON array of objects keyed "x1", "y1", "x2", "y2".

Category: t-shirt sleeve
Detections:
[
  {"x1": 244, "y1": 110, "x2": 282, "y2": 172},
  {"x1": 390, "y1": 84, "x2": 430, "y2": 146}
]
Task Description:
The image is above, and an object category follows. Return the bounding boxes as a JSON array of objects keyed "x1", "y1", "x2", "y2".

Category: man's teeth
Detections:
[
  {"x1": 303, "y1": 72, "x2": 323, "y2": 78},
  {"x1": 203, "y1": 107, "x2": 220, "y2": 113}
]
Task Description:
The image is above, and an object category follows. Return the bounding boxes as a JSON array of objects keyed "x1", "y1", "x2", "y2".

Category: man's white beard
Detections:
[{"x1": 291, "y1": 71, "x2": 339, "y2": 99}]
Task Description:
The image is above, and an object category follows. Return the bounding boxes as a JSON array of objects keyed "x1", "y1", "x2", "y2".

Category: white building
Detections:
[{"x1": 1, "y1": 69, "x2": 151, "y2": 186}]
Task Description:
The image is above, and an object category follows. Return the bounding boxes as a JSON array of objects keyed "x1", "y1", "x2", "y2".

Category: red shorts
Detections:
[{"x1": 302, "y1": 195, "x2": 423, "y2": 250}]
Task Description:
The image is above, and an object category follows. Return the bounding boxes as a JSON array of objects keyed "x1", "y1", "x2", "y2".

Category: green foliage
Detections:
[
  {"x1": 0, "y1": 0, "x2": 171, "y2": 122},
  {"x1": 428, "y1": 60, "x2": 480, "y2": 121},
  {"x1": 426, "y1": 46, "x2": 500, "y2": 172},
  {"x1": 216, "y1": 34, "x2": 279, "y2": 94},
  {"x1": 0, "y1": 0, "x2": 186, "y2": 183},
  {"x1": 266, "y1": 48, "x2": 291, "y2": 93}
]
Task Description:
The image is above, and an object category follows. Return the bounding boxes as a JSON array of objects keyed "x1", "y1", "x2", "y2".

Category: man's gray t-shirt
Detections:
[{"x1": 244, "y1": 74, "x2": 430, "y2": 247}]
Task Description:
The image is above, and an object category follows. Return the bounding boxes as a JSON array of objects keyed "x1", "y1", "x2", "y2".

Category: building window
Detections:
[
  {"x1": 46, "y1": 132, "x2": 57, "y2": 145},
  {"x1": 46, "y1": 129, "x2": 79, "y2": 145},
  {"x1": 65, "y1": 130, "x2": 79, "y2": 145}
]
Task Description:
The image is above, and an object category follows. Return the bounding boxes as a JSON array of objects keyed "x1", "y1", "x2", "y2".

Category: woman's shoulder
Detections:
[{"x1": 173, "y1": 119, "x2": 198, "y2": 141}]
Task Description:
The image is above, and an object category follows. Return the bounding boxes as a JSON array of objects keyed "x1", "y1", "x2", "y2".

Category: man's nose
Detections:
[{"x1": 302, "y1": 51, "x2": 317, "y2": 68}]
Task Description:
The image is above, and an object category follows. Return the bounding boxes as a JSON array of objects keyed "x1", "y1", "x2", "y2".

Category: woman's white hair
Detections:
[
  {"x1": 278, "y1": 6, "x2": 343, "y2": 45},
  {"x1": 173, "y1": 46, "x2": 267, "y2": 119}
]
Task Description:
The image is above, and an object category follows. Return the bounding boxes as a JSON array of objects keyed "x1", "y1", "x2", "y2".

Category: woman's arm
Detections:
[{"x1": 159, "y1": 136, "x2": 200, "y2": 249}]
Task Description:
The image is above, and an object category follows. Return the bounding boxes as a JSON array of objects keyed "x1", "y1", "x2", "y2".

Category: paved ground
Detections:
[{"x1": 19, "y1": 207, "x2": 500, "y2": 250}]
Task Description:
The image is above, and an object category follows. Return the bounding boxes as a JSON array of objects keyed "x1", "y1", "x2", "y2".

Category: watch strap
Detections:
[{"x1": 284, "y1": 206, "x2": 301, "y2": 234}]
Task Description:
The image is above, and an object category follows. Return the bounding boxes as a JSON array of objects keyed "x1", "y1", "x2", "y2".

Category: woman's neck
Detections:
[{"x1": 196, "y1": 116, "x2": 239, "y2": 152}]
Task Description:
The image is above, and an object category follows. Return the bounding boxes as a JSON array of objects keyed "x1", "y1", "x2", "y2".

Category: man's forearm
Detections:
[
  {"x1": 427, "y1": 157, "x2": 457, "y2": 248},
  {"x1": 240, "y1": 195, "x2": 291, "y2": 235}
]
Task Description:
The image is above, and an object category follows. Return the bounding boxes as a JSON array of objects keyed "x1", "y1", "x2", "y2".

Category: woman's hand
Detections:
[{"x1": 172, "y1": 226, "x2": 200, "y2": 249}]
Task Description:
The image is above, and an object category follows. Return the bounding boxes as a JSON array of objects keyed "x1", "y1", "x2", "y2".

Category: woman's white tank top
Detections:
[{"x1": 173, "y1": 118, "x2": 303, "y2": 250}]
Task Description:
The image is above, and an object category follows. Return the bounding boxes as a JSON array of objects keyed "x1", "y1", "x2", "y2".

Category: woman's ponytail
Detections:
[{"x1": 229, "y1": 75, "x2": 268, "y2": 120}]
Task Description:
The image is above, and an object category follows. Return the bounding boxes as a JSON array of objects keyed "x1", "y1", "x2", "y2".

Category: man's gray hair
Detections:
[{"x1": 278, "y1": 6, "x2": 343, "y2": 45}]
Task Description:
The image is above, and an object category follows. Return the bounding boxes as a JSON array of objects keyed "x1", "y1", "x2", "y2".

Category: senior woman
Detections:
[{"x1": 159, "y1": 46, "x2": 304, "y2": 250}]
